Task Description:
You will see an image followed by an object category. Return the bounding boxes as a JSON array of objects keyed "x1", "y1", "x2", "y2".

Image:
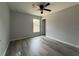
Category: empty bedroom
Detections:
[{"x1": 0, "y1": 2, "x2": 79, "y2": 56}]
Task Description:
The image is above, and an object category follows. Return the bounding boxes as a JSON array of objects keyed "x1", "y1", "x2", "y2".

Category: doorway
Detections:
[{"x1": 41, "y1": 19, "x2": 46, "y2": 35}]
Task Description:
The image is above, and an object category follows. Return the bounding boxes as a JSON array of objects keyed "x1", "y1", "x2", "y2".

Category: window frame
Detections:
[{"x1": 32, "y1": 18, "x2": 40, "y2": 33}]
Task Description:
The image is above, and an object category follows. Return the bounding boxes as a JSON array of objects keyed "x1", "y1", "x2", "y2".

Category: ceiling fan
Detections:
[{"x1": 33, "y1": 2, "x2": 51, "y2": 14}]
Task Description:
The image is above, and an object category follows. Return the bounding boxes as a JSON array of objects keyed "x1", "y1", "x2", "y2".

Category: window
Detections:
[{"x1": 33, "y1": 19, "x2": 40, "y2": 32}]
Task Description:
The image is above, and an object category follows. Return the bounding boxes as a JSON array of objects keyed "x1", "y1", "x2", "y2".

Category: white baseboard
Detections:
[
  {"x1": 46, "y1": 36, "x2": 79, "y2": 49},
  {"x1": 10, "y1": 35, "x2": 41, "y2": 42},
  {"x1": 10, "y1": 37, "x2": 27, "y2": 41},
  {"x1": 3, "y1": 41, "x2": 10, "y2": 56}
]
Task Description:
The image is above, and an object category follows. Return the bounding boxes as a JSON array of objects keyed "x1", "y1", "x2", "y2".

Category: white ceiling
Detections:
[{"x1": 8, "y1": 2, "x2": 79, "y2": 17}]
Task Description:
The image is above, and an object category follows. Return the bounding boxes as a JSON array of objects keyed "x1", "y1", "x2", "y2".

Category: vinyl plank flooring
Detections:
[{"x1": 6, "y1": 36, "x2": 79, "y2": 56}]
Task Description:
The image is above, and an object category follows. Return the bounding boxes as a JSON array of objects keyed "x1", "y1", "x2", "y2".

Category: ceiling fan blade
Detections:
[
  {"x1": 44, "y1": 9, "x2": 51, "y2": 11},
  {"x1": 44, "y1": 3, "x2": 50, "y2": 7}
]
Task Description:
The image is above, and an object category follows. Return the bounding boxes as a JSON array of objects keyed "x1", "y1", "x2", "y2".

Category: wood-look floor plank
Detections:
[{"x1": 6, "y1": 36, "x2": 79, "y2": 56}]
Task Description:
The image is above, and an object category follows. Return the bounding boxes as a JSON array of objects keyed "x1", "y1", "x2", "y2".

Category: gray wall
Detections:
[
  {"x1": 10, "y1": 11, "x2": 42, "y2": 40},
  {"x1": 45, "y1": 4, "x2": 79, "y2": 46},
  {"x1": 0, "y1": 3, "x2": 10, "y2": 55}
]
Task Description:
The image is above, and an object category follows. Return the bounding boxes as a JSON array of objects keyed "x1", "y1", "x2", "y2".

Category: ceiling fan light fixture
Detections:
[{"x1": 33, "y1": 2, "x2": 51, "y2": 14}]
